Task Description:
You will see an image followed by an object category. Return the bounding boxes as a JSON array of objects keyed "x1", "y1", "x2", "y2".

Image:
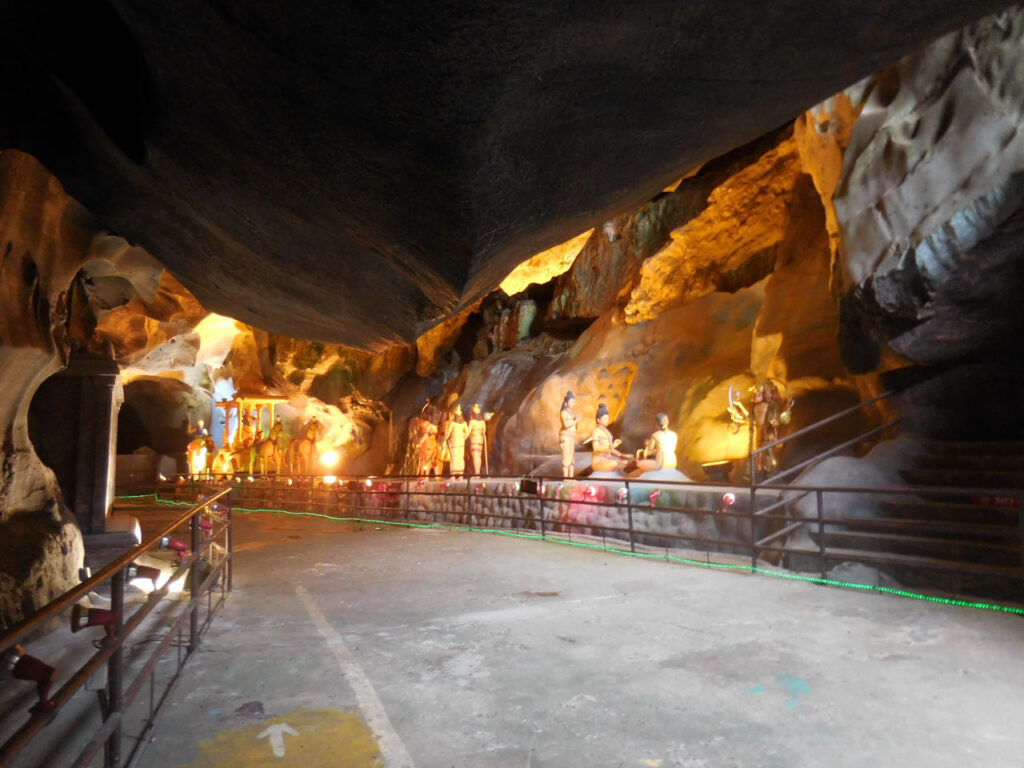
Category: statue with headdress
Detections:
[
  {"x1": 442, "y1": 404, "x2": 471, "y2": 477},
  {"x1": 587, "y1": 402, "x2": 629, "y2": 472},
  {"x1": 636, "y1": 413, "x2": 678, "y2": 472},
  {"x1": 467, "y1": 403, "x2": 493, "y2": 476},
  {"x1": 558, "y1": 391, "x2": 580, "y2": 477}
]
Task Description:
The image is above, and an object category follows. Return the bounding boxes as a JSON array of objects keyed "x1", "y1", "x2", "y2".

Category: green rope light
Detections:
[{"x1": 116, "y1": 493, "x2": 1024, "y2": 616}]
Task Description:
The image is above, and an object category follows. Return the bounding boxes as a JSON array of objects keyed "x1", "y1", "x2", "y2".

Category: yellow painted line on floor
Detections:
[
  {"x1": 176, "y1": 707, "x2": 380, "y2": 767},
  {"x1": 295, "y1": 585, "x2": 415, "y2": 768}
]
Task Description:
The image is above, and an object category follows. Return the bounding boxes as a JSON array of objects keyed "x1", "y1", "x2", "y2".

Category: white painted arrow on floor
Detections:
[{"x1": 257, "y1": 723, "x2": 299, "y2": 757}]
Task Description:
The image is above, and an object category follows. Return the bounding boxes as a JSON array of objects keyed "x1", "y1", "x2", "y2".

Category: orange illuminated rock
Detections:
[{"x1": 624, "y1": 133, "x2": 803, "y2": 323}]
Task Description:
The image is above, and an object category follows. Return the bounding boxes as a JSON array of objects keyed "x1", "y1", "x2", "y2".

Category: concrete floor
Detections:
[{"x1": 128, "y1": 509, "x2": 1024, "y2": 768}]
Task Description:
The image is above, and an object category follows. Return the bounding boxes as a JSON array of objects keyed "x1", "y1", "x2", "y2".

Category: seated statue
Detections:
[
  {"x1": 588, "y1": 403, "x2": 629, "y2": 473},
  {"x1": 636, "y1": 413, "x2": 678, "y2": 472}
]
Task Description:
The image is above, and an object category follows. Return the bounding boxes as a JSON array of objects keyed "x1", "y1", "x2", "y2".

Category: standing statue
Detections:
[
  {"x1": 751, "y1": 379, "x2": 794, "y2": 474},
  {"x1": 186, "y1": 434, "x2": 209, "y2": 478},
  {"x1": 558, "y1": 391, "x2": 580, "y2": 478},
  {"x1": 442, "y1": 404, "x2": 471, "y2": 477},
  {"x1": 588, "y1": 402, "x2": 629, "y2": 472},
  {"x1": 467, "y1": 403, "x2": 493, "y2": 476},
  {"x1": 253, "y1": 418, "x2": 285, "y2": 475},
  {"x1": 636, "y1": 413, "x2": 678, "y2": 472},
  {"x1": 287, "y1": 418, "x2": 323, "y2": 475},
  {"x1": 238, "y1": 408, "x2": 257, "y2": 447}
]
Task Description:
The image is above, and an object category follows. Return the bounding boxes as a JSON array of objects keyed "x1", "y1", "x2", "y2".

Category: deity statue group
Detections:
[
  {"x1": 405, "y1": 377, "x2": 793, "y2": 481},
  {"x1": 559, "y1": 392, "x2": 679, "y2": 478},
  {"x1": 187, "y1": 411, "x2": 325, "y2": 478},
  {"x1": 412, "y1": 401, "x2": 493, "y2": 478}
]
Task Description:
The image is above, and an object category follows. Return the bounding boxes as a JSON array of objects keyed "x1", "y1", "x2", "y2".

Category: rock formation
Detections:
[{"x1": 1, "y1": 1, "x2": 1007, "y2": 347}]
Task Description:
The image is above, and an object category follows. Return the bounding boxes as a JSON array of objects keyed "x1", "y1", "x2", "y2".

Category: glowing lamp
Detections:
[
  {"x1": 247, "y1": 476, "x2": 254, "y2": 482},
  {"x1": 287, "y1": 478, "x2": 293, "y2": 486},
  {"x1": 617, "y1": 487, "x2": 628, "y2": 503},
  {"x1": 583, "y1": 485, "x2": 598, "y2": 499},
  {"x1": 441, "y1": 481, "x2": 451, "y2": 491},
  {"x1": 649, "y1": 489, "x2": 662, "y2": 506},
  {"x1": 323, "y1": 476, "x2": 337, "y2": 485},
  {"x1": 70, "y1": 604, "x2": 119, "y2": 639},
  {"x1": 128, "y1": 564, "x2": 161, "y2": 586},
  {"x1": 158, "y1": 473, "x2": 167, "y2": 482},
  {"x1": 1, "y1": 644, "x2": 57, "y2": 713},
  {"x1": 320, "y1": 450, "x2": 340, "y2": 468},
  {"x1": 365, "y1": 478, "x2": 373, "y2": 488},
  {"x1": 722, "y1": 492, "x2": 737, "y2": 513}
]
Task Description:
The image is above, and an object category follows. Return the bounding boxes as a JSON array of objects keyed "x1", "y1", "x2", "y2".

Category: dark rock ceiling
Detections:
[{"x1": 1, "y1": 0, "x2": 1011, "y2": 348}]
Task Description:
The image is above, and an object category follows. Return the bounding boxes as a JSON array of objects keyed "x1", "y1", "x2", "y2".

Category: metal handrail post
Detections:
[
  {"x1": 1018, "y1": 497, "x2": 1024, "y2": 603},
  {"x1": 626, "y1": 480, "x2": 635, "y2": 553},
  {"x1": 405, "y1": 479, "x2": 412, "y2": 524},
  {"x1": 539, "y1": 482, "x2": 547, "y2": 539},
  {"x1": 749, "y1": 420, "x2": 757, "y2": 569},
  {"x1": 105, "y1": 567, "x2": 125, "y2": 768},
  {"x1": 226, "y1": 502, "x2": 234, "y2": 591},
  {"x1": 535, "y1": 479, "x2": 543, "y2": 533},
  {"x1": 189, "y1": 512, "x2": 200, "y2": 653},
  {"x1": 816, "y1": 490, "x2": 826, "y2": 578}
]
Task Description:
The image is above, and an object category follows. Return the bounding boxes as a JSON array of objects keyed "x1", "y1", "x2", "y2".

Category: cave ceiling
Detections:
[{"x1": 1, "y1": 1, "x2": 1011, "y2": 349}]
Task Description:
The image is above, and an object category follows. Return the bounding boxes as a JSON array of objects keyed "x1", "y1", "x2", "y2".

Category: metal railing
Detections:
[
  {"x1": 154, "y1": 471, "x2": 1023, "y2": 607},
  {"x1": 0, "y1": 487, "x2": 232, "y2": 768},
  {"x1": 749, "y1": 390, "x2": 899, "y2": 486}
]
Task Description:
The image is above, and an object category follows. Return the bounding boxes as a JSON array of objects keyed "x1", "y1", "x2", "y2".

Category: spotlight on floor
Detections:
[
  {"x1": 1, "y1": 644, "x2": 57, "y2": 712},
  {"x1": 128, "y1": 564, "x2": 161, "y2": 587},
  {"x1": 159, "y1": 536, "x2": 189, "y2": 554},
  {"x1": 70, "y1": 604, "x2": 119, "y2": 639},
  {"x1": 702, "y1": 460, "x2": 733, "y2": 482}
]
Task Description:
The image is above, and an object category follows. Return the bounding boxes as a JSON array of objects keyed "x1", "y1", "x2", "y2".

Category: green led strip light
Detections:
[{"x1": 116, "y1": 492, "x2": 1024, "y2": 616}]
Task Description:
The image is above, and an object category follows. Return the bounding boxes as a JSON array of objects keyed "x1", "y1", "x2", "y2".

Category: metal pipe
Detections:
[
  {"x1": 753, "y1": 391, "x2": 894, "y2": 456},
  {"x1": 0, "y1": 488, "x2": 230, "y2": 652}
]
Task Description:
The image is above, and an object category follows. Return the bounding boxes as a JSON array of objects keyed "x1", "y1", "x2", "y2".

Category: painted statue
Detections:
[
  {"x1": 751, "y1": 379, "x2": 794, "y2": 474},
  {"x1": 287, "y1": 418, "x2": 323, "y2": 475},
  {"x1": 442, "y1": 404, "x2": 471, "y2": 477},
  {"x1": 636, "y1": 413, "x2": 678, "y2": 472},
  {"x1": 588, "y1": 402, "x2": 629, "y2": 472},
  {"x1": 238, "y1": 408, "x2": 257, "y2": 447},
  {"x1": 558, "y1": 391, "x2": 580, "y2": 478},
  {"x1": 467, "y1": 403, "x2": 493, "y2": 476},
  {"x1": 186, "y1": 435, "x2": 208, "y2": 477},
  {"x1": 253, "y1": 419, "x2": 285, "y2": 475}
]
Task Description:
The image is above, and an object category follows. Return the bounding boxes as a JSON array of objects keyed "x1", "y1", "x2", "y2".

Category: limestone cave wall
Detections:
[{"x1": 4, "y1": 6, "x2": 1024, "y2": 627}]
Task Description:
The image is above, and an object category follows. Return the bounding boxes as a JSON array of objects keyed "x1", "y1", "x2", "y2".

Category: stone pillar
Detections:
[{"x1": 31, "y1": 354, "x2": 121, "y2": 535}]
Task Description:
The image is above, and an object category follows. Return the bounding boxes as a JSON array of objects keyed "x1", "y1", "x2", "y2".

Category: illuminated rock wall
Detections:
[{"x1": 0, "y1": 151, "x2": 91, "y2": 625}]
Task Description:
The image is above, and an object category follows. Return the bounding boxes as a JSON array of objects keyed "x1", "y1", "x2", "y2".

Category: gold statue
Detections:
[
  {"x1": 467, "y1": 403, "x2": 493, "y2": 476},
  {"x1": 442, "y1": 404, "x2": 471, "y2": 477},
  {"x1": 588, "y1": 402, "x2": 629, "y2": 472},
  {"x1": 558, "y1": 391, "x2": 580, "y2": 477},
  {"x1": 636, "y1": 413, "x2": 678, "y2": 471},
  {"x1": 286, "y1": 418, "x2": 322, "y2": 475},
  {"x1": 752, "y1": 379, "x2": 794, "y2": 474},
  {"x1": 238, "y1": 407, "x2": 257, "y2": 447},
  {"x1": 186, "y1": 436, "x2": 207, "y2": 477}
]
